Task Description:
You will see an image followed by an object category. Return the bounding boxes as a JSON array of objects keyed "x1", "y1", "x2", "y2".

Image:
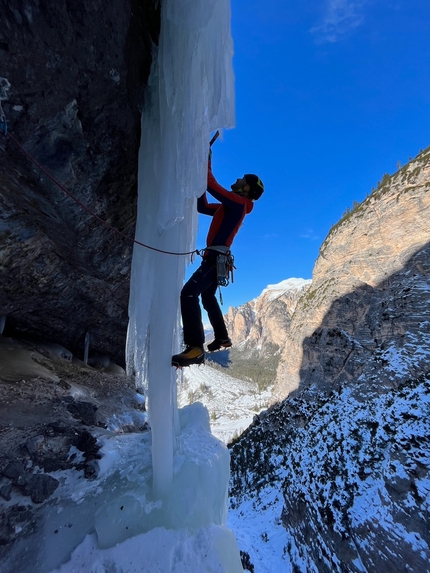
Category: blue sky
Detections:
[{"x1": 193, "y1": 0, "x2": 430, "y2": 309}]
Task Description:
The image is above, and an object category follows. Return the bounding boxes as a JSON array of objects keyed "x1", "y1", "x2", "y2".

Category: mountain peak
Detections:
[
  {"x1": 225, "y1": 277, "x2": 311, "y2": 350},
  {"x1": 262, "y1": 277, "x2": 312, "y2": 294}
]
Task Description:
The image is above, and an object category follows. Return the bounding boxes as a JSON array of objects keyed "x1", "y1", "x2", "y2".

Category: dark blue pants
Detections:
[{"x1": 180, "y1": 255, "x2": 229, "y2": 349}]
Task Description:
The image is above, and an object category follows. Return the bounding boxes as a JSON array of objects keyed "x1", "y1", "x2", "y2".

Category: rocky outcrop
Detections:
[
  {"x1": 230, "y1": 369, "x2": 430, "y2": 572},
  {"x1": 274, "y1": 148, "x2": 430, "y2": 400},
  {"x1": 0, "y1": 335, "x2": 147, "y2": 565},
  {"x1": 212, "y1": 279, "x2": 311, "y2": 392},
  {"x1": 0, "y1": 0, "x2": 161, "y2": 365},
  {"x1": 230, "y1": 241, "x2": 430, "y2": 572},
  {"x1": 225, "y1": 278, "x2": 311, "y2": 354}
]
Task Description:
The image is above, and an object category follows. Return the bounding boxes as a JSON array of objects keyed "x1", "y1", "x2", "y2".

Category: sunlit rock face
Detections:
[
  {"x1": 0, "y1": 0, "x2": 160, "y2": 364},
  {"x1": 274, "y1": 148, "x2": 430, "y2": 399},
  {"x1": 225, "y1": 278, "x2": 311, "y2": 354},
  {"x1": 220, "y1": 280, "x2": 310, "y2": 389}
]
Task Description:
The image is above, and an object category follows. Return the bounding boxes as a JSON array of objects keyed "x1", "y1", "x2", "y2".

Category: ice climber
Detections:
[{"x1": 172, "y1": 152, "x2": 264, "y2": 368}]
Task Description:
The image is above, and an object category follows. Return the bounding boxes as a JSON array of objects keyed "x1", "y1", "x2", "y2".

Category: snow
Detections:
[
  {"x1": 279, "y1": 376, "x2": 430, "y2": 564},
  {"x1": 52, "y1": 526, "x2": 241, "y2": 573},
  {"x1": 381, "y1": 343, "x2": 410, "y2": 376},
  {"x1": 261, "y1": 278, "x2": 311, "y2": 302},
  {"x1": 228, "y1": 485, "x2": 293, "y2": 573},
  {"x1": 264, "y1": 278, "x2": 311, "y2": 292},
  {"x1": 29, "y1": 403, "x2": 240, "y2": 573},
  {"x1": 178, "y1": 362, "x2": 271, "y2": 444}
]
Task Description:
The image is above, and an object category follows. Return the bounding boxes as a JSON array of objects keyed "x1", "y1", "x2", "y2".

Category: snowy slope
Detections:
[
  {"x1": 177, "y1": 362, "x2": 272, "y2": 444},
  {"x1": 261, "y1": 278, "x2": 312, "y2": 303},
  {"x1": 227, "y1": 241, "x2": 430, "y2": 572},
  {"x1": 228, "y1": 483, "x2": 293, "y2": 573},
  {"x1": 229, "y1": 373, "x2": 430, "y2": 573}
]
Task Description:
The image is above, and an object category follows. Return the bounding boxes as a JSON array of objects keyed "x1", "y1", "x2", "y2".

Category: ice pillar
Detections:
[{"x1": 127, "y1": 0, "x2": 235, "y2": 496}]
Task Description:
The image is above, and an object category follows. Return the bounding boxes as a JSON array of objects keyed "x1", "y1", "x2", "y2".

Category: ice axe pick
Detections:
[{"x1": 209, "y1": 130, "x2": 220, "y2": 147}]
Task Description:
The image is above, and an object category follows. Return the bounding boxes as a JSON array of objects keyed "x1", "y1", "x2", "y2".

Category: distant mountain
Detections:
[
  {"x1": 180, "y1": 279, "x2": 311, "y2": 444},
  {"x1": 177, "y1": 363, "x2": 271, "y2": 445},
  {"x1": 228, "y1": 148, "x2": 430, "y2": 572},
  {"x1": 225, "y1": 278, "x2": 311, "y2": 352},
  {"x1": 204, "y1": 278, "x2": 311, "y2": 392}
]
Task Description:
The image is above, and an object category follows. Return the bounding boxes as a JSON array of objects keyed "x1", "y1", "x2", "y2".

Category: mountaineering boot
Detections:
[
  {"x1": 171, "y1": 346, "x2": 205, "y2": 368},
  {"x1": 207, "y1": 338, "x2": 232, "y2": 352}
]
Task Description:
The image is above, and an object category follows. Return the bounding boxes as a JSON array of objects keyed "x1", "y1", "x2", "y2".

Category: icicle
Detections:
[
  {"x1": 83, "y1": 332, "x2": 90, "y2": 365},
  {"x1": 126, "y1": 0, "x2": 235, "y2": 496}
]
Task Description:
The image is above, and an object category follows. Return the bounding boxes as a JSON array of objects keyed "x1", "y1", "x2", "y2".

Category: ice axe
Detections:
[{"x1": 209, "y1": 130, "x2": 220, "y2": 147}]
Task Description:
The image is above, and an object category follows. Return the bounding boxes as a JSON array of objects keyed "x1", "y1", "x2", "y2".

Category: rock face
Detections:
[
  {"x1": 229, "y1": 149, "x2": 430, "y2": 572},
  {"x1": 274, "y1": 148, "x2": 430, "y2": 400},
  {"x1": 230, "y1": 369, "x2": 430, "y2": 572},
  {"x1": 212, "y1": 279, "x2": 310, "y2": 392},
  {"x1": 0, "y1": 335, "x2": 148, "y2": 567},
  {"x1": 0, "y1": 0, "x2": 161, "y2": 365},
  {"x1": 225, "y1": 278, "x2": 311, "y2": 354}
]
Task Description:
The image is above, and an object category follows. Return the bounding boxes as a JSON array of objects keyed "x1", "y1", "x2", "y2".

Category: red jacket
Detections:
[{"x1": 197, "y1": 161, "x2": 253, "y2": 248}]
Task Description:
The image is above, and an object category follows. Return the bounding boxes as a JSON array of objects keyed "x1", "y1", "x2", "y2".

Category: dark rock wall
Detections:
[{"x1": 0, "y1": 0, "x2": 161, "y2": 364}]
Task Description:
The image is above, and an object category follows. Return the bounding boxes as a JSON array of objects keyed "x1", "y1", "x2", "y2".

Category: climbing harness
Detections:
[
  {"x1": 217, "y1": 251, "x2": 235, "y2": 305},
  {"x1": 204, "y1": 245, "x2": 235, "y2": 305},
  {"x1": 216, "y1": 251, "x2": 234, "y2": 287},
  {"x1": 204, "y1": 246, "x2": 235, "y2": 287}
]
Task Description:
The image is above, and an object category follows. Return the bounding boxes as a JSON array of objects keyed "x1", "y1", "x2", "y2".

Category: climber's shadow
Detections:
[{"x1": 206, "y1": 348, "x2": 231, "y2": 368}]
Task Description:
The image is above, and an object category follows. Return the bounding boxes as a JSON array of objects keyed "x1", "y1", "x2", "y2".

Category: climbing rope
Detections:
[{"x1": 0, "y1": 119, "x2": 200, "y2": 258}]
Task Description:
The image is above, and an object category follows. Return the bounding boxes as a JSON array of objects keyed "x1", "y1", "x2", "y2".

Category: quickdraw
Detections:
[
  {"x1": 216, "y1": 252, "x2": 235, "y2": 287},
  {"x1": 217, "y1": 251, "x2": 235, "y2": 306}
]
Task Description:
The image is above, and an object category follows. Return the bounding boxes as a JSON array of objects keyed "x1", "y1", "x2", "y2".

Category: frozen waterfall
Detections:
[{"x1": 126, "y1": 0, "x2": 234, "y2": 495}]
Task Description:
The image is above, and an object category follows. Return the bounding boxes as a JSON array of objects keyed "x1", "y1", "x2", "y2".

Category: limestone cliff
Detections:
[
  {"x1": 225, "y1": 278, "x2": 311, "y2": 354},
  {"x1": 212, "y1": 279, "x2": 310, "y2": 391},
  {"x1": 274, "y1": 147, "x2": 430, "y2": 400},
  {"x1": 0, "y1": 0, "x2": 160, "y2": 365}
]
